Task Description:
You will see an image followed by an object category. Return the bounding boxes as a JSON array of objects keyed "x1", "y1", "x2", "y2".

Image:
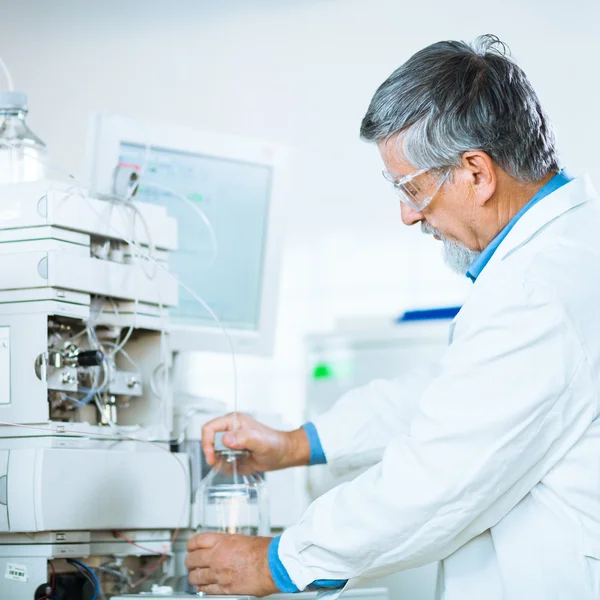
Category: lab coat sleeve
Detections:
[
  {"x1": 277, "y1": 274, "x2": 596, "y2": 589},
  {"x1": 311, "y1": 363, "x2": 441, "y2": 477}
]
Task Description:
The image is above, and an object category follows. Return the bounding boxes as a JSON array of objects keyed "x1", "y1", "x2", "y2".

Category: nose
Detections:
[{"x1": 400, "y1": 202, "x2": 424, "y2": 226}]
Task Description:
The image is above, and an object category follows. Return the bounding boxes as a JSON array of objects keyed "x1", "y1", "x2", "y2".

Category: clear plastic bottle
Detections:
[
  {"x1": 196, "y1": 432, "x2": 270, "y2": 536},
  {"x1": 0, "y1": 92, "x2": 46, "y2": 184}
]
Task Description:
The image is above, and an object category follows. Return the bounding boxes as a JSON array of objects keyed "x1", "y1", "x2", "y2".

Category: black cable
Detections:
[
  {"x1": 66, "y1": 559, "x2": 99, "y2": 600},
  {"x1": 71, "y1": 563, "x2": 95, "y2": 593}
]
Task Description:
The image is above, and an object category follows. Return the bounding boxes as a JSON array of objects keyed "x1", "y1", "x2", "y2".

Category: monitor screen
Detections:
[{"x1": 119, "y1": 142, "x2": 273, "y2": 331}]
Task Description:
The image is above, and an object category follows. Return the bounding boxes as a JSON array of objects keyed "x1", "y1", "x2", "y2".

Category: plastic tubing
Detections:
[
  {"x1": 2, "y1": 142, "x2": 239, "y2": 422},
  {"x1": 141, "y1": 180, "x2": 218, "y2": 267},
  {"x1": 0, "y1": 57, "x2": 14, "y2": 91}
]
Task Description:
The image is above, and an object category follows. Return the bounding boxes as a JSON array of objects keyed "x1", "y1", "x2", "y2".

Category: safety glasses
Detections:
[{"x1": 382, "y1": 168, "x2": 449, "y2": 212}]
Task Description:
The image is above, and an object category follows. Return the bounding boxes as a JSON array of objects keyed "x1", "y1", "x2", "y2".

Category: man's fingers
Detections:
[
  {"x1": 186, "y1": 532, "x2": 223, "y2": 552},
  {"x1": 197, "y1": 583, "x2": 227, "y2": 595},
  {"x1": 222, "y1": 426, "x2": 262, "y2": 452},
  {"x1": 185, "y1": 550, "x2": 203, "y2": 570},
  {"x1": 188, "y1": 567, "x2": 217, "y2": 587}
]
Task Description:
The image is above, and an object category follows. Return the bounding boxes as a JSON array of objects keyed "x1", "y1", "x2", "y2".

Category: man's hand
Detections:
[
  {"x1": 202, "y1": 412, "x2": 310, "y2": 471},
  {"x1": 185, "y1": 532, "x2": 279, "y2": 597}
]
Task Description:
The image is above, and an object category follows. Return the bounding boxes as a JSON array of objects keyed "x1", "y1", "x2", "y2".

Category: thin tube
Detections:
[
  {"x1": 111, "y1": 321, "x2": 135, "y2": 357},
  {"x1": 104, "y1": 296, "x2": 140, "y2": 361},
  {"x1": 100, "y1": 341, "x2": 139, "y2": 371},
  {"x1": 141, "y1": 180, "x2": 218, "y2": 267},
  {"x1": 61, "y1": 180, "x2": 239, "y2": 418},
  {"x1": 116, "y1": 195, "x2": 157, "y2": 280},
  {"x1": 67, "y1": 559, "x2": 100, "y2": 600},
  {"x1": 0, "y1": 57, "x2": 14, "y2": 91},
  {"x1": 0, "y1": 151, "x2": 239, "y2": 566},
  {"x1": 3, "y1": 141, "x2": 238, "y2": 417},
  {"x1": 70, "y1": 357, "x2": 107, "y2": 408}
]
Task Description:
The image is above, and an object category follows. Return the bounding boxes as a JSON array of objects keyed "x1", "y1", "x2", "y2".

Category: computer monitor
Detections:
[{"x1": 86, "y1": 114, "x2": 289, "y2": 356}]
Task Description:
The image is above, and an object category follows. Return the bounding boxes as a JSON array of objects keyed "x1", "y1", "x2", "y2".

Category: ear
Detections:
[{"x1": 461, "y1": 151, "x2": 496, "y2": 207}]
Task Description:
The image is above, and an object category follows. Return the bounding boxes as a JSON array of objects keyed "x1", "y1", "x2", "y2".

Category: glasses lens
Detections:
[
  {"x1": 382, "y1": 169, "x2": 448, "y2": 211},
  {"x1": 395, "y1": 186, "x2": 422, "y2": 210},
  {"x1": 400, "y1": 171, "x2": 447, "y2": 210},
  {"x1": 402, "y1": 179, "x2": 422, "y2": 204}
]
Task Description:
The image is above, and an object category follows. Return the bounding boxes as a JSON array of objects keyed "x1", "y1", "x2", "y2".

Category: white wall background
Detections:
[
  {"x1": 1, "y1": 0, "x2": 598, "y2": 424},
  {"x1": 1, "y1": 2, "x2": 598, "y2": 598}
]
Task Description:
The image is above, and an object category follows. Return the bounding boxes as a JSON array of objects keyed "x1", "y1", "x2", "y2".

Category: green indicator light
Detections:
[
  {"x1": 313, "y1": 364, "x2": 334, "y2": 380},
  {"x1": 187, "y1": 193, "x2": 204, "y2": 203},
  {"x1": 312, "y1": 360, "x2": 354, "y2": 381}
]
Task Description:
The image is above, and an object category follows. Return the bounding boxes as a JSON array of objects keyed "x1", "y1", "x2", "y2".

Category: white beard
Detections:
[{"x1": 421, "y1": 222, "x2": 481, "y2": 276}]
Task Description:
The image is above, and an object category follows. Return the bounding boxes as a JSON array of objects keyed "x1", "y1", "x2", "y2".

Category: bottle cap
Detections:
[
  {"x1": 0, "y1": 92, "x2": 28, "y2": 111},
  {"x1": 214, "y1": 431, "x2": 228, "y2": 452}
]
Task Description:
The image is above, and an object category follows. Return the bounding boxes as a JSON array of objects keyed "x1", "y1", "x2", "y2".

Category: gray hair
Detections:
[{"x1": 360, "y1": 35, "x2": 560, "y2": 182}]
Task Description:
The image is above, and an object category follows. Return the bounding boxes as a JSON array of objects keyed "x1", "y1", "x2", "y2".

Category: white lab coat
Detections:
[{"x1": 278, "y1": 175, "x2": 600, "y2": 600}]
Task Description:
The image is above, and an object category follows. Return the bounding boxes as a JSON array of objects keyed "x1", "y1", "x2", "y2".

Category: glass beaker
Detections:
[{"x1": 197, "y1": 432, "x2": 269, "y2": 536}]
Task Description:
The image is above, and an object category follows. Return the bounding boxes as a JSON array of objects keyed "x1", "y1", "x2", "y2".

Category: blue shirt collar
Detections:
[{"x1": 466, "y1": 169, "x2": 574, "y2": 282}]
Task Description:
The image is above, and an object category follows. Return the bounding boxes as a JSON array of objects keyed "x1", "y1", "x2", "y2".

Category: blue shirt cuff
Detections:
[
  {"x1": 302, "y1": 422, "x2": 327, "y2": 465},
  {"x1": 268, "y1": 536, "x2": 300, "y2": 593},
  {"x1": 268, "y1": 536, "x2": 347, "y2": 593},
  {"x1": 308, "y1": 579, "x2": 348, "y2": 590}
]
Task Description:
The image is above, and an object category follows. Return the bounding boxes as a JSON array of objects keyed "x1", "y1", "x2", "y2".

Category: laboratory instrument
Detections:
[{"x1": 0, "y1": 112, "x2": 317, "y2": 599}]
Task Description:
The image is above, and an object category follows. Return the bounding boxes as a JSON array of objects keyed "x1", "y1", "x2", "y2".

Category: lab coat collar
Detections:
[{"x1": 480, "y1": 175, "x2": 597, "y2": 275}]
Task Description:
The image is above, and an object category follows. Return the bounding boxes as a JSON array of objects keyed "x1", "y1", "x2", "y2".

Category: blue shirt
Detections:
[{"x1": 466, "y1": 169, "x2": 573, "y2": 282}]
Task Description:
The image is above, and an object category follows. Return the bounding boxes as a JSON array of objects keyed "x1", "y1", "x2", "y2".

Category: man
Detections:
[{"x1": 185, "y1": 35, "x2": 600, "y2": 599}]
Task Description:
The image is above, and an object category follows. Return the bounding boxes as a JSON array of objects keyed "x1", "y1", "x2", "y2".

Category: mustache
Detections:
[{"x1": 421, "y1": 222, "x2": 444, "y2": 239}]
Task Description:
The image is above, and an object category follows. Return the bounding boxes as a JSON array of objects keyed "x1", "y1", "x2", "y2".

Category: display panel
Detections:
[{"x1": 119, "y1": 142, "x2": 272, "y2": 331}]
